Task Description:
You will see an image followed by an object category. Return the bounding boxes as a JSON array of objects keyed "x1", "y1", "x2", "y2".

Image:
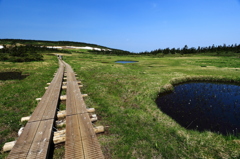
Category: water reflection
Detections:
[
  {"x1": 156, "y1": 82, "x2": 240, "y2": 135},
  {"x1": 115, "y1": 61, "x2": 138, "y2": 64}
]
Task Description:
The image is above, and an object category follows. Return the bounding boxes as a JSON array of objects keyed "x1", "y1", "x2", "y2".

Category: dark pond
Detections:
[
  {"x1": 0, "y1": 72, "x2": 29, "y2": 80},
  {"x1": 156, "y1": 82, "x2": 240, "y2": 135},
  {"x1": 115, "y1": 61, "x2": 138, "y2": 64}
]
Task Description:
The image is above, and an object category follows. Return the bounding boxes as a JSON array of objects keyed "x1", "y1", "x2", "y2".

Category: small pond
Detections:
[
  {"x1": 0, "y1": 72, "x2": 29, "y2": 80},
  {"x1": 115, "y1": 61, "x2": 138, "y2": 64},
  {"x1": 156, "y1": 82, "x2": 240, "y2": 135}
]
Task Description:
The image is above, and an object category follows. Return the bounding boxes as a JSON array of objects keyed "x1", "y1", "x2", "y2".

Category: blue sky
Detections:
[{"x1": 1, "y1": 0, "x2": 240, "y2": 52}]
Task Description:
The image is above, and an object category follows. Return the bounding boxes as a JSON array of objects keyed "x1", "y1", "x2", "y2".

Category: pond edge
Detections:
[{"x1": 159, "y1": 75, "x2": 240, "y2": 94}]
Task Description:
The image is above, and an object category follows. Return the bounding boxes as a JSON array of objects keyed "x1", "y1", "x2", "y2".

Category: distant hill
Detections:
[
  {"x1": 0, "y1": 39, "x2": 134, "y2": 56},
  {"x1": 0, "y1": 39, "x2": 113, "y2": 50}
]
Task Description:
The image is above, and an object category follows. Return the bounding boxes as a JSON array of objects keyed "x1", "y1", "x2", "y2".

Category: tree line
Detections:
[
  {"x1": 0, "y1": 45, "x2": 69, "y2": 62},
  {"x1": 1, "y1": 39, "x2": 240, "y2": 57},
  {"x1": 138, "y1": 44, "x2": 240, "y2": 55},
  {"x1": 89, "y1": 49, "x2": 136, "y2": 56},
  {"x1": 89, "y1": 43, "x2": 240, "y2": 56}
]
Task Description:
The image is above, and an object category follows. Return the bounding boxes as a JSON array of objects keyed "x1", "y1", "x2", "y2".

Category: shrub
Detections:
[{"x1": 0, "y1": 45, "x2": 43, "y2": 62}]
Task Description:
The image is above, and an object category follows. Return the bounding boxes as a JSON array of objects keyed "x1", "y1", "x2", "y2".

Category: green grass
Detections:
[
  {"x1": 1, "y1": 51, "x2": 240, "y2": 158},
  {"x1": 64, "y1": 52, "x2": 240, "y2": 158},
  {"x1": 0, "y1": 55, "x2": 59, "y2": 158}
]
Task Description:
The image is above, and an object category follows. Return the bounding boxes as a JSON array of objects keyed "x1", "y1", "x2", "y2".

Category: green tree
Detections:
[
  {"x1": 170, "y1": 48, "x2": 176, "y2": 54},
  {"x1": 181, "y1": 45, "x2": 188, "y2": 54}
]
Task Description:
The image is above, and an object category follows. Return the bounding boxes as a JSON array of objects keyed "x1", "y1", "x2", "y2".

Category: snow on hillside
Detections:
[
  {"x1": 0, "y1": 45, "x2": 111, "y2": 51},
  {"x1": 46, "y1": 46, "x2": 111, "y2": 51}
]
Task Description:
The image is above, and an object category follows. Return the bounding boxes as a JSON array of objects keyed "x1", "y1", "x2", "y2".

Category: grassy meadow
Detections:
[
  {"x1": 1, "y1": 50, "x2": 240, "y2": 158},
  {"x1": 64, "y1": 52, "x2": 240, "y2": 158},
  {"x1": 0, "y1": 55, "x2": 58, "y2": 158}
]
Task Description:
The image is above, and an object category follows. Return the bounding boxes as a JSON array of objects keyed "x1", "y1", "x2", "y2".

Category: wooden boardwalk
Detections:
[
  {"x1": 6, "y1": 59, "x2": 104, "y2": 159},
  {"x1": 64, "y1": 61, "x2": 104, "y2": 159},
  {"x1": 7, "y1": 59, "x2": 64, "y2": 159}
]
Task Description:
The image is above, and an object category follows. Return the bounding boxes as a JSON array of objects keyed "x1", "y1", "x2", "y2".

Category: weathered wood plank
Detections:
[
  {"x1": 29, "y1": 61, "x2": 64, "y2": 122},
  {"x1": 7, "y1": 59, "x2": 65, "y2": 159},
  {"x1": 64, "y1": 61, "x2": 104, "y2": 159},
  {"x1": 27, "y1": 119, "x2": 54, "y2": 159},
  {"x1": 7, "y1": 121, "x2": 40, "y2": 158},
  {"x1": 65, "y1": 115, "x2": 84, "y2": 159}
]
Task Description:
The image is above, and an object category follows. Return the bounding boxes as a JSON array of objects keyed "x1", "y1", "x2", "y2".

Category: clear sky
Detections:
[{"x1": 1, "y1": 0, "x2": 240, "y2": 52}]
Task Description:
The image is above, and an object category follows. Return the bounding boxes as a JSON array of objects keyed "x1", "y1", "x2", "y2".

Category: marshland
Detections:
[
  {"x1": 156, "y1": 82, "x2": 240, "y2": 135},
  {"x1": 1, "y1": 39, "x2": 240, "y2": 158}
]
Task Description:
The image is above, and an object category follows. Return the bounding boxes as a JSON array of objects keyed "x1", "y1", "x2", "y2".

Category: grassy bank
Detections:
[
  {"x1": 1, "y1": 51, "x2": 240, "y2": 158},
  {"x1": 64, "y1": 52, "x2": 240, "y2": 158},
  {"x1": 0, "y1": 55, "x2": 59, "y2": 158}
]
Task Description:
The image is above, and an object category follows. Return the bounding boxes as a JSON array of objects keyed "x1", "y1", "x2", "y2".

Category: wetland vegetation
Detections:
[
  {"x1": 63, "y1": 50, "x2": 240, "y2": 158},
  {"x1": 1, "y1": 39, "x2": 240, "y2": 158}
]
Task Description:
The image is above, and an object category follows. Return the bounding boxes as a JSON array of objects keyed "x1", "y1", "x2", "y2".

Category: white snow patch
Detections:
[
  {"x1": 46, "y1": 46, "x2": 63, "y2": 49},
  {"x1": 45, "y1": 46, "x2": 111, "y2": 51},
  {"x1": 69, "y1": 46, "x2": 111, "y2": 51}
]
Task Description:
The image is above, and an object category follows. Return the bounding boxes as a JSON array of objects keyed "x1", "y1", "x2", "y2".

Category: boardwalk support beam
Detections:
[
  {"x1": 21, "y1": 109, "x2": 95, "y2": 122},
  {"x1": 45, "y1": 85, "x2": 83, "y2": 90},
  {"x1": 3, "y1": 126, "x2": 104, "y2": 152}
]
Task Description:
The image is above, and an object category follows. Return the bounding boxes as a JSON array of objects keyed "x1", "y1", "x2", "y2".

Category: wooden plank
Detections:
[
  {"x1": 8, "y1": 59, "x2": 65, "y2": 159},
  {"x1": 28, "y1": 61, "x2": 64, "y2": 122},
  {"x1": 28, "y1": 88, "x2": 53, "y2": 122},
  {"x1": 64, "y1": 61, "x2": 104, "y2": 159},
  {"x1": 29, "y1": 66, "x2": 62, "y2": 122},
  {"x1": 27, "y1": 119, "x2": 54, "y2": 159},
  {"x1": 82, "y1": 137, "x2": 104, "y2": 159},
  {"x1": 42, "y1": 69, "x2": 64, "y2": 120},
  {"x1": 66, "y1": 82, "x2": 88, "y2": 115},
  {"x1": 7, "y1": 121, "x2": 40, "y2": 158},
  {"x1": 65, "y1": 115, "x2": 84, "y2": 159},
  {"x1": 42, "y1": 64, "x2": 64, "y2": 120},
  {"x1": 77, "y1": 113, "x2": 95, "y2": 137},
  {"x1": 65, "y1": 65, "x2": 88, "y2": 116},
  {"x1": 65, "y1": 114, "x2": 104, "y2": 159}
]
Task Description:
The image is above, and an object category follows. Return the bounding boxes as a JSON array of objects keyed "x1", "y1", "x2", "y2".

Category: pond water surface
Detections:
[
  {"x1": 156, "y1": 82, "x2": 240, "y2": 135},
  {"x1": 115, "y1": 61, "x2": 138, "y2": 64}
]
